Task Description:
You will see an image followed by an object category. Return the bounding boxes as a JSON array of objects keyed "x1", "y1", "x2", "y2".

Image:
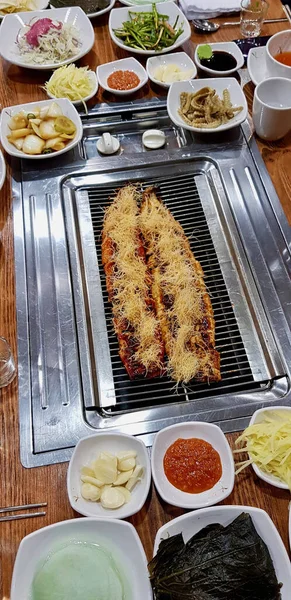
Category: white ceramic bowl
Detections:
[
  {"x1": 11, "y1": 517, "x2": 153, "y2": 600},
  {"x1": 153, "y1": 505, "x2": 291, "y2": 599},
  {"x1": 0, "y1": 0, "x2": 49, "y2": 19},
  {"x1": 266, "y1": 30, "x2": 291, "y2": 79},
  {"x1": 51, "y1": 0, "x2": 116, "y2": 19},
  {"x1": 146, "y1": 51, "x2": 196, "y2": 89},
  {"x1": 167, "y1": 77, "x2": 248, "y2": 133},
  {"x1": 151, "y1": 422, "x2": 234, "y2": 509},
  {"x1": 0, "y1": 150, "x2": 6, "y2": 190},
  {"x1": 67, "y1": 432, "x2": 151, "y2": 519},
  {"x1": 248, "y1": 406, "x2": 291, "y2": 489},
  {"x1": 0, "y1": 7, "x2": 95, "y2": 70},
  {"x1": 0, "y1": 98, "x2": 82, "y2": 160},
  {"x1": 109, "y1": 2, "x2": 191, "y2": 56},
  {"x1": 46, "y1": 70, "x2": 98, "y2": 105},
  {"x1": 97, "y1": 57, "x2": 148, "y2": 95},
  {"x1": 194, "y1": 41, "x2": 244, "y2": 76}
]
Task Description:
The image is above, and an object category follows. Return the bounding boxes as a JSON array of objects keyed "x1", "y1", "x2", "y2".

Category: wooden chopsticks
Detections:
[
  {"x1": 0, "y1": 502, "x2": 47, "y2": 522},
  {"x1": 283, "y1": 4, "x2": 291, "y2": 25}
]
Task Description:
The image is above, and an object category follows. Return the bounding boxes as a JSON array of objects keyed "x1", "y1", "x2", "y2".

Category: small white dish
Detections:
[
  {"x1": 46, "y1": 70, "x2": 98, "y2": 105},
  {"x1": 142, "y1": 129, "x2": 165, "y2": 149},
  {"x1": 0, "y1": 7, "x2": 95, "y2": 70},
  {"x1": 249, "y1": 406, "x2": 291, "y2": 489},
  {"x1": 0, "y1": 0, "x2": 49, "y2": 19},
  {"x1": 97, "y1": 132, "x2": 120, "y2": 154},
  {"x1": 11, "y1": 517, "x2": 153, "y2": 600},
  {"x1": 167, "y1": 77, "x2": 248, "y2": 134},
  {"x1": 51, "y1": 0, "x2": 115, "y2": 19},
  {"x1": 151, "y1": 422, "x2": 234, "y2": 509},
  {"x1": 0, "y1": 150, "x2": 6, "y2": 190},
  {"x1": 195, "y1": 41, "x2": 244, "y2": 76},
  {"x1": 97, "y1": 57, "x2": 148, "y2": 95},
  {"x1": 153, "y1": 505, "x2": 291, "y2": 599},
  {"x1": 0, "y1": 98, "x2": 82, "y2": 160},
  {"x1": 146, "y1": 51, "x2": 196, "y2": 89},
  {"x1": 67, "y1": 432, "x2": 151, "y2": 519},
  {"x1": 247, "y1": 46, "x2": 268, "y2": 86},
  {"x1": 109, "y1": 2, "x2": 191, "y2": 56}
]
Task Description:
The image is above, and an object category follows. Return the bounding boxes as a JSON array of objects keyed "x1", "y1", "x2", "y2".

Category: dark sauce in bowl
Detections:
[{"x1": 200, "y1": 51, "x2": 237, "y2": 72}]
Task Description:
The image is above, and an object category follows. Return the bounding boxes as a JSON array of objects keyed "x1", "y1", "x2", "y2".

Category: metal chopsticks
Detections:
[{"x1": 0, "y1": 502, "x2": 47, "y2": 522}]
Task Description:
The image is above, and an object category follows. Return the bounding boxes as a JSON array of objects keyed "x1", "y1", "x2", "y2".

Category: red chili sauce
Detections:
[
  {"x1": 163, "y1": 437, "x2": 222, "y2": 493},
  {"x1": 107, "y1": 70, "x2": 140, "y2": 90}
]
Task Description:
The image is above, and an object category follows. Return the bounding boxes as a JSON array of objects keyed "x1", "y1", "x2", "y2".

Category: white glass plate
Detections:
[
  {"x1": 167, "y1": 77, "x2": 248, "y2": 133},
  {"x1": 97, "y1": 57, "x2": 148, "y2": 95},
  {"x1": 46, "y1": 70, "x2": 98, "y2": 105},
  {"x1": 247, "y1": 46, "x2": 269, "y2": 86},
  {"x1": 146, "y1": 51, "x2": 196, "y2": 89},
  {"x1": 194, "y1": 41, "x2": 244, "y2": 76},
  {"x1": 0, "y1": 7, "x2": 94, "y2": 70},
  {"x1": 109, "y1": 1, "x2": 191, "y2": 56},
  {"x1": 154, "y1": 505, "x2": 291, "y2": 599}
]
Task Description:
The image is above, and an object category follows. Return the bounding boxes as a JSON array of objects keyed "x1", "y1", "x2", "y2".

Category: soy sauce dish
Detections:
[{"x1": 194, "y1": 42, "x2": 244, "y2": 77}]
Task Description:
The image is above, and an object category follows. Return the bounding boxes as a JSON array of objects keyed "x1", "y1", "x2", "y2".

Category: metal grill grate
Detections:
[{"x1": 87, "y1": 174, "x2": 267, "y2": 413}]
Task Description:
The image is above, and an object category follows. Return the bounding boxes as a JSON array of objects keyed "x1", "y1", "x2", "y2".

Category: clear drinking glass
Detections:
[
  {"x1": 240, "y1": 0, "x2": 269, "y2": 38},
  {"x1": 0, "y1": 337, "x2": 16, "y2": 388}
]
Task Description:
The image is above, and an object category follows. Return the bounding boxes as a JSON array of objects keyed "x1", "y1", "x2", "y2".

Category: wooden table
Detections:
[{"x1": 0, "y1": 0, "x2": 290, "y2": 596}]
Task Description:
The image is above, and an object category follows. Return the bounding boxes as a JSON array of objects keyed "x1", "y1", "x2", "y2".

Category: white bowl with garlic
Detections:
[
  {"x1": 67, "y1": 432, "x2": 151, "y2": 519},
  {"x1": 146, "y1": 51, "x2": 197, "y2": 89}
]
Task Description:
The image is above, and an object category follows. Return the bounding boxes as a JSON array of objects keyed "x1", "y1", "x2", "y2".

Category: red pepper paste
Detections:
[
  {"x1": 107, "y1": 70, "x2": 140, "y2": 90},
  {"x1": 163, "y1": 437, "x2": 222, "y2": 493}
]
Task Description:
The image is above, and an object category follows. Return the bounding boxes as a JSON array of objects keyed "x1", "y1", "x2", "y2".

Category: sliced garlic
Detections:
[
  {"x1": 81, "y1": 474, "x2": 104, "y2": 487},
  {"x1": 117, "y1": 450, "x2": 137, "y2": 460},
  {"x1": 94, "y1": 457, "x2": 117, "y2": 484},
  {"x1": 125, "y1": 465, "x2": 143, "y2": 491},
  {"x1": 115, "y1": 486, "x2": 131, "y2": 503},
  {"x1": 100, "y1": 486, "x2": 125, "y2": 509},
  {"x1": 81, "y1": 483, "x2": 101, "y2": 502},
  {"x1": 113, "y1": 469, "x2": 133, "y2": 486},
  {"x1": 81, "y1": 465, "x2": 95, "y2": 478},
  {"x1": 118, "y1": 456, "x2": 136, "y2": 472}
]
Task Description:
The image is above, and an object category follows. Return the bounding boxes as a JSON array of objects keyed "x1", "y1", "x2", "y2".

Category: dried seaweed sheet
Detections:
[{"x1": 149, "y1": 513, "x2": 282, "y2": 600}]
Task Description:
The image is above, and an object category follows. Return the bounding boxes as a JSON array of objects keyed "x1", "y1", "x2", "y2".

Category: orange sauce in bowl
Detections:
[
  {"x1": 274, "y1": 52, "x2": 291, "y2": 67},
  {"x1": 163, "y1": 437, "x2": 222, "y2": 494}
]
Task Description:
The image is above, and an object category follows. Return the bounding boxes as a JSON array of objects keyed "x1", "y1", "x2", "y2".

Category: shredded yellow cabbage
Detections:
[
  {"x1": 234, "y1": 410, "x2": 291, "y2": 490},
  {"x1": 44, "y1": 64, "x2": 95, "y2": 102}
]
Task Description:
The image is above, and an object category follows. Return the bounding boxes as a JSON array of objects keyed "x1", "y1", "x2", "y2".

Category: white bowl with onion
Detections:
[
  {"x1": 67, "y1": 432, "x2": 151, "y2": 519},
  {"x1": 146, "y1": 51, "x2": 197, "y2": 89},
  {"x1": 0, "y1": 98, "x2": 82, "y2": 159}
]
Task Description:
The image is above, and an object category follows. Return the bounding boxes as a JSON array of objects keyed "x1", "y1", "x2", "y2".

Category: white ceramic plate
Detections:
[
  {"x1": 67, "y1": 432, "x2": 151, "y2": 519},
  {"x1": 97, "y1": 57, "x2": 148, "y2": 95},
  {"x1": 249, "y1": 406, "x2": 291, "y2": 489},
  {"x1": 0, "y1": 150, "x2": 6, "y2": 190},
  {"x1": 167, "y1": 77, "x2": 248, "y2": 133},
  {"x1": 146, "y1": 51, "x2": 196, "y2": 89},
  {"x1": 151, "y1": 422, "x2": 234, "y2": 509},
  {"x1": 11, "y1": 517, "x2": 153, "y2": 600},
  {"x1": 1, "y1": 98, "x2": 82, "y2": 159},
  {"x1": 50, "y1": 0, "x2": 115, "y2": 20},
  {"x1": 153, "y1": 505, "x2": 291, "y2": 599},
  {"x1": 46, "y1": 70, "x2": 98, "y2": 105},
  {"x1": 247, "y1": 46, "x2": 268, "y2": 86},
  {"x1": 0, "y1": 7, "x2": 95, "y2": 70},
  {"x1": 194, "y1": 41, "x2": 244, "y2": 76},
  {"x1": 0, "y1": 0, "x2": 48, "y2": 19},
  {"x1": 109, "y1": 2, "x2": 191, "y2": 56}
]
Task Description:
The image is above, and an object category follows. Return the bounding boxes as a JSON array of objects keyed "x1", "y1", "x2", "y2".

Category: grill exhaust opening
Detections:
[{"x1": 85, "y1": 172, "x2": 279, "y2": 415}]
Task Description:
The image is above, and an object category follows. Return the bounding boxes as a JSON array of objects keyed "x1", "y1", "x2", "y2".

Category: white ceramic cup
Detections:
[
  {"x1": 266, "y1": 30, "x2": 291, "y2": 79},
  {"x1": 252, "y1": 77, "x2": 291, "y2": 141}
]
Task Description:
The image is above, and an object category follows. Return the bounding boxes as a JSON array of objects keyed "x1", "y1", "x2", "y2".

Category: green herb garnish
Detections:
[{"x1": 197, "y1": 44, "x2": 213, "y2": 60}]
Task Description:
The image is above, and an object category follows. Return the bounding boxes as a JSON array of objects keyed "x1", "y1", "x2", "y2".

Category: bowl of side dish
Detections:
[
  {"x1": 0, "y1": 0, "x2": 49, "y2": 19},
  {"x1": 0, "y1": 7, "x2": 95, "y2": 70},
  {"x1": 97, "y1": 57, "x2": 148, "y2": 95},
  {"x1": 11, "y1": 518, "x2": 153, "y2": 600},
  {"x1": 45, "y1": 65, "x2": 98, "y2": 105},
  {"x1": 167, "y1": 77, "x2": 248, "y2": 133},
  {"x1": 236, "y1": 406, "x2": 291, "y2": 490},
  {"x1": 0, "y1": 98, "x2": 82, "y2": 159},
  {"x1": 266, "y1": 30, "x2": 291, "y2": 79},
  {"x1": 194, "y1": 41, "x2": 244, "y2": 76},
  {"x1": 151, "y1": 422, "x2": 234, "y2": 509},
  {"x1": 152, "y1": 505, "x2": 291, "y2": 600},
  {"x1": 146, "y1": 51, "x2": 197, "y2": 89},
  {"x1": 109, "y1": 2, "x2": 191, "y2": 56},
  {"x1": 50, "y1": 0, "x2": 116, "y2": 19},
  {"x1": 67, "y1": 432, "x2": 151, "y2": 519}
]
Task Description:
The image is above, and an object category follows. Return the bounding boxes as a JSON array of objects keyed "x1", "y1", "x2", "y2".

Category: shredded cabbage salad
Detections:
[
  {"x1": 45, "y1": 64, "x2": 95, "y2": 101},
  {"x1": 16, "y1": 19, "x2": 81, "y2": 65}
]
